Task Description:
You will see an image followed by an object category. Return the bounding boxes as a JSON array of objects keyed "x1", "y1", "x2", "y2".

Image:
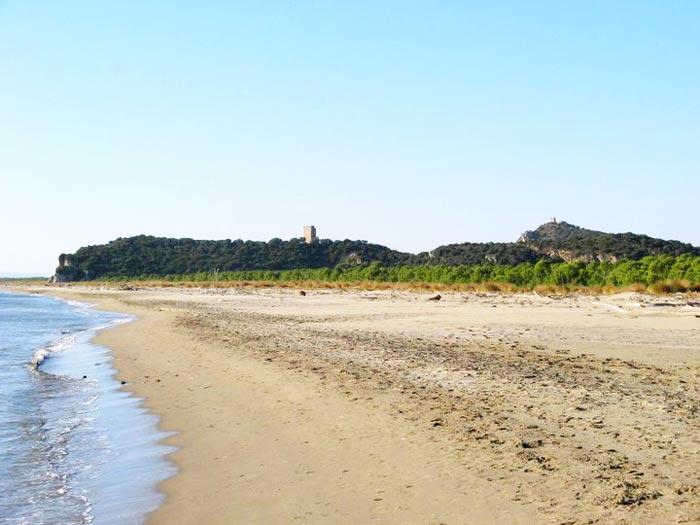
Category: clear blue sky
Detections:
[{"x1": 1, "y1": 1, "x2": 698, "y2": 275}]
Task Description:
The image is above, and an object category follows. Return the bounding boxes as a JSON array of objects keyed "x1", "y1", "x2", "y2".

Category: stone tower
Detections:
[{"x1": 303, "y1": 225, "x2": 317, "y2": 244}]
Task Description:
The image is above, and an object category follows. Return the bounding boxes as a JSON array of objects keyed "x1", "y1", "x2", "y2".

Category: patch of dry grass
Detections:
[
  {"x1": 56, "y1": 278, "x2": 700, "y2": 297},
  {"x1": 648, "y1": 279, "x2": 700, "y2": 294}
]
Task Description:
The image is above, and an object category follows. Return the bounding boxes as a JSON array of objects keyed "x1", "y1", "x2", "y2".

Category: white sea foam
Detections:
[
  {"x1": 31, "y1": 334, "x2": 78, "y2": 368},
  {"x1": 91, "y1": 315, "x2": 135, "y2": 332},
  {"x1": 54, "y1": 297, "x2": 96, "y2": 309},
  {"x1": 30, "y1": 312, "x2": 133, "y2": 369}
]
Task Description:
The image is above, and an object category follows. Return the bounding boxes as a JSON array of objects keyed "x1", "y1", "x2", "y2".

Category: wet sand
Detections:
[{"x1": 13, "y1": 285, "x2": 700, "y2": 524}]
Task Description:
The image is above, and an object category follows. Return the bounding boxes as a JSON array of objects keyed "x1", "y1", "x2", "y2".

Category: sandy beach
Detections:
[{"x1": 11, "y1": 285, "x2": 699, "y2": 524}]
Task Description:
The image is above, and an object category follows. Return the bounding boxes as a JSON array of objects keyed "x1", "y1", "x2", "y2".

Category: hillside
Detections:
[
  {"x1": 426, "y1": 242, "x2": 540, "y2": 266},
  {"x1": 516, "y1": 221, "x2": 699, "y2": 262},
  {"x1": 54, "y1": 221, "x2": 699, "y2": 281},
  {"x1": 55, "y1": 235, "x2": 412, "y2": 281},
  {"x1": 427, "y1": 220, "x2": 699, "y2": 266}
]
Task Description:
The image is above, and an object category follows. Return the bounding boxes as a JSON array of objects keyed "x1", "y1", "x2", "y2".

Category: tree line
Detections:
[
  {"x1": 97, "y1": 254, "x2": 700, "y2": 289},
  {"x1": 56, "y1": 228, "x2": 700, "y2": 283},
  {"x1": 56, "y1": 235, "x2": 412, "y2": 280}
]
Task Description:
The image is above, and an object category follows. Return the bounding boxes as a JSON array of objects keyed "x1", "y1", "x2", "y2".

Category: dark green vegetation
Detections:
[
  {"x1": 56, "y1": 236, "x2": 412, "y2": 280},
  {"x1": 56, "y1": 221, "x2": 700, "y2": 288},
  {"x1": 100, "y1": 255, "x2": 700, "y2": 290},
  {"x1": 433, "y1": 221, "x2": 699, "y2": 265},
  {"x1": 518, "y1": 221, "x2": 697, "y2": 261}
]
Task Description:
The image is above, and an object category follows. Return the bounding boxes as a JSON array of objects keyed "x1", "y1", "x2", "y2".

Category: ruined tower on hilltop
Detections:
[{"x1": 303, "y1": 225, "x2": 317, "y2": 244}]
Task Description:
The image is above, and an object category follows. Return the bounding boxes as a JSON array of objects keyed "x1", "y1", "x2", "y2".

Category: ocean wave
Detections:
[
  {"x1": 30, "y1": 334, "x2": 79, "y2": 368},
  {"x1": 58, "y1": 296, "x2": 135, "y2": 329},
  {"x1": 29, "y1": 314, "x2": 133, "y2": 369},
  {"x1": 91, "y1": 315, "x2": 134, "y2": 331},
  {"x1": 54, "y1": 297, "x2": 97, "y2": 309}
]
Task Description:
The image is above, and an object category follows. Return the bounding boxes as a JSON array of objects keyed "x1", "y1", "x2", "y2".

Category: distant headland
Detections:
[{"x1": 51, "y1": 221, "x2": 699, "y2": 288}]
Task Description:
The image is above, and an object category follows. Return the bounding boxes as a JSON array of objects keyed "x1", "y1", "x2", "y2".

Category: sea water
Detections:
[{"x1": 0, "y1": 291, "x2": 175, "y2": 524}]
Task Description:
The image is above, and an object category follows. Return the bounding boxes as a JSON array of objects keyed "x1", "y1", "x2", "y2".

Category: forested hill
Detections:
[
  {"x1": 54, "y1": 222, "x2": 699, "y2": 281},
  {"x1": 55, "y1": 235, "x2": 413, "y2": 280},
  {"x1": 427, "y1": 221, "x2": 699, "y2": 266},
  {"x1": 516, "y1": 221, "x2": 699, "y2": 262}
]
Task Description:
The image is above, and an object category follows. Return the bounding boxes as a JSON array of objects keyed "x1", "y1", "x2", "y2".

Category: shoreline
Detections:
[
  {"x1": 20, "y1": 286, "x2": 535, "y2": 523},
  {"x1": 8, "y1": 284, "x2": 699, "y2": 524},
  {"x1": 3, "y1": 288, "x2": 180, "y2": 523},
  {"x1": 0, "y1": 289, "x2": 174, "y2": 524},
  {"x1": 40, "y1": 288, "x2": 530, "y2": 523},
  {"x1": 43, "y1": 292, "x2": 182, "y2": 524}
]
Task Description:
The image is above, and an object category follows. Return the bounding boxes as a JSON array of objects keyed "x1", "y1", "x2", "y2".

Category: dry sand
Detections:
[{"x1": 10, "y1": 285, "x2": 699, "y2": 524}]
